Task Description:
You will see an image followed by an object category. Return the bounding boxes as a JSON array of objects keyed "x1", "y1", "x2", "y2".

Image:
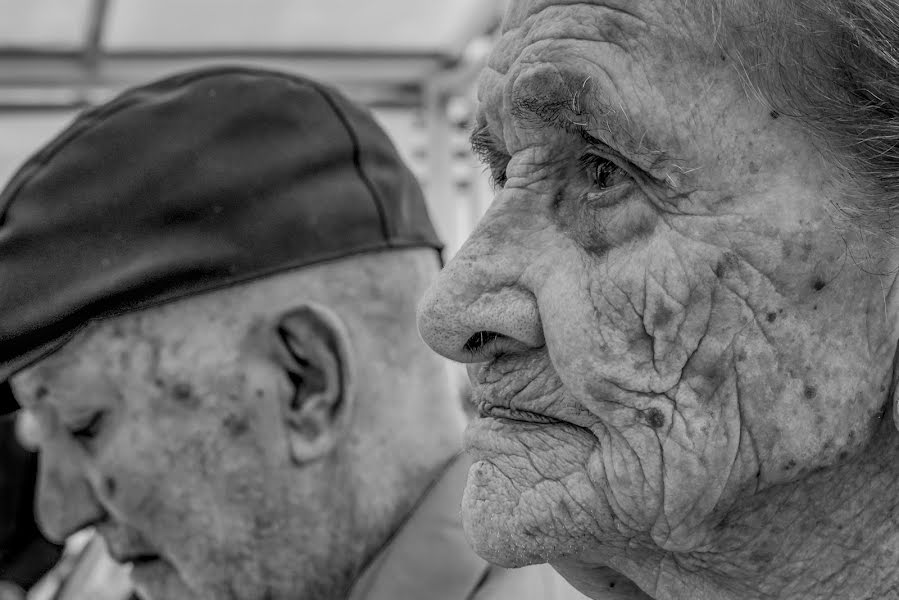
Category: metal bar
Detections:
[
  {"x1": 83, "y1": 0, "x2": 110, "y2": 71},
  {"x1": 0, "y1": 53, "x2": 449, "y2": 92},
  {"x1": 0, "y1": 47, "x2": 456, "y2": 64}
]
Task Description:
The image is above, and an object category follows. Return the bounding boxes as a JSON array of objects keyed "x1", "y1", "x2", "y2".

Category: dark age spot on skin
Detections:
[
  {"x1": 715, "y1": 253, "x2": 739, "y2": 279},
  {"x1": 748, "y1": 161, "x2": 760, "y2": 174},
  {"x1": 751, "y1": 551, "x2": 775, "y2": 564},
  {"x1": 766, "y1": 312, "x2": 777, "y2": 323},
  {"x1": 813, "y1": 278, "x2": 826, "y2": 291},
  {"x1": 35, "y1": 385, "x2": 49, "y2": 400},
  {"x1": 104, "y1": 476, "x2": 117, "y2": 498},
  {"x1": 651, "y1": 304, "x2": 675, "y2": 331},
  {"x1": 171, "y1": 381, "x2": 199, "y2": 408},
  {"x1": 782, "y1": 459, "x2": 797, "y2": 471},
  {"x1": 223, "y1": 414, "x2": 249, "y2": 437},
  {"x1": 641, "y1": 407, "x2": 666, "y2": 429},
  {"x1": 839, "y1": 451, "x2": 850, "y2": 461},
  {"x1": 770, "y1": 110, "x2": 780, "y2": 119},
  {"x1": 254, "y1": 512, "x2": 273, "y2": 529},
  {"x1": 804, "y1": 385, "x2": 818, "y2": 400},
  {"x1": 255, "y1": 388, "x2": 265, "y2": 399}
]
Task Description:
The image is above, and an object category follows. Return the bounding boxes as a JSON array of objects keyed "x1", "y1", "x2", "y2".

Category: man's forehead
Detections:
[
  {"x1": 11, "y1": 322, "x2": 112, "y2": 395},
  {"x1": 11, "y1": 305, "x2": 187, "y2": 391}
]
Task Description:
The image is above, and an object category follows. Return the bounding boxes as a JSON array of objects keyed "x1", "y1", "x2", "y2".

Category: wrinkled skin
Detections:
[{"x1": 417, "y1": 1, "x2": 899, "y2": 598}]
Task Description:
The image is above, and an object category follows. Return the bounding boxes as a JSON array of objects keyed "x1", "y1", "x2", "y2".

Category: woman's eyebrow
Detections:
[
  {"x1": 509, "y1": 86, "x2": 674, "y2": 169},
  {"x1": 469, "y1": 123, "x2": 504, "y2": 157},
  {"x1": 510, "y1": 87, "x2": 597, "y2": 134}
]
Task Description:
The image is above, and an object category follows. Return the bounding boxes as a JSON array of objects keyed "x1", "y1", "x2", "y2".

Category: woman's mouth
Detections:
[{"x1": 477, "y1": 401, "x2": 565, "y2": 424}]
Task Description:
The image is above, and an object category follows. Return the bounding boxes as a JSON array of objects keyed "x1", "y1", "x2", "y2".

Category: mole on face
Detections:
[
  {"x1": 641, "y1": 407, "x2": 666, "y2": 429},
  {"x1": 804, "y1": 385, "x2": 818, "y2": 400},
  {"x1": 766, "y1": 312, "x2": 777, "y2": 323},
  {"x1": 770, "y1": 110, "x2": 780, "y2": 119}
]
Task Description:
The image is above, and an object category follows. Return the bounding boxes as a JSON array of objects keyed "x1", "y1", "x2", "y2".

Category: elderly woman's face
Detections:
[{"x1": 418, "y1": 0, "x2": 899, "y2": 572}]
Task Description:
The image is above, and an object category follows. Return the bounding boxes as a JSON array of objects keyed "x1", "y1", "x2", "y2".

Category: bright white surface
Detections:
[
  {"x1": 0, "y1": 0, "x2": 91, "y2": 49},
  {"x1": 104, "y1": 0, "x2": 500, "y2": 53}
]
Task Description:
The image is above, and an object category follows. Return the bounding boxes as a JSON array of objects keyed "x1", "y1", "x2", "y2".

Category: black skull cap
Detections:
[{"x1": 0, "y1": 66, "x2": 442, "y2": 381}]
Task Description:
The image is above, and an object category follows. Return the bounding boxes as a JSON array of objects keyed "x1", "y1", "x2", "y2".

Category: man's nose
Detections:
[
  {"x1": 417, "y1": 205, "x2": 545, "y2": 363},
  {"x1": 36, "y1": 443, "x2": 105, "y2": 542}
]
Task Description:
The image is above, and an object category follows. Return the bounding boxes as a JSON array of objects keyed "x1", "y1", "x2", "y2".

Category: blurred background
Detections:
[
  {"x1": 0, "y1": 3, "x2": 505, "y2": 597},
  {"x1": 0, "y1": 0, "x2": 507, "y2": 258}
]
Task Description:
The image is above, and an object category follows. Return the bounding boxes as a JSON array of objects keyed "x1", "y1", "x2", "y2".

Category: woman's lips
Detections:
[{"x1": 477, "y1": 401, "x2": 565, "y2": 424}]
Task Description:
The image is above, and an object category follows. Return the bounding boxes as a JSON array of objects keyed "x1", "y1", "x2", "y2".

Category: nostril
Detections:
[{"x1": 464, "y1": 331, "x2": 500, "y2": 354}]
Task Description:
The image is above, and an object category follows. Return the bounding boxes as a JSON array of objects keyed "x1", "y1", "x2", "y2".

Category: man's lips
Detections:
[
  {"x1": 106, "y1": 547, "x2": 160, "y2": 566},
  {"x1": 98, "y1": 528, "x2": 161, "y2": 566}
]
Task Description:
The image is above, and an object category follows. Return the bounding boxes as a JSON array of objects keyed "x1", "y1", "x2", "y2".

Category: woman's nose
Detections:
[{"x1": 417, "y1": 221, "x2": 544, "y2": 364}]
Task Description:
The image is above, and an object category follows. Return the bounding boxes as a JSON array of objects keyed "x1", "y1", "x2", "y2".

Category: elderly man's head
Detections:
[
  {"x1": 2, "y1": 68, "x2": 462, "y2": 600},
  {"x1": 14, "y1": 249, "x2": 454, "y2": 600},
  {"x1": 418, "y1": 1, "x2": 899, "y2": 599}
]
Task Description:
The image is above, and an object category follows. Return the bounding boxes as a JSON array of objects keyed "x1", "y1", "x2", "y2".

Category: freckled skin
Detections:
[
  {"x1": 418, "y1": 1, "x2": 899, "y2": 599},
  {"x1": 15, "y1": 306, "x2": 304, "y2": 600},
  {"x1": 12, "y1": 250, "x2": 463, "y2": 600}
]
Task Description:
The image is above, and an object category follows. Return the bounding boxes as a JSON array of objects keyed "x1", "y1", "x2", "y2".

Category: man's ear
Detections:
[{"x1": 271, "y1": 303, "x2": 355, "y2": 464}]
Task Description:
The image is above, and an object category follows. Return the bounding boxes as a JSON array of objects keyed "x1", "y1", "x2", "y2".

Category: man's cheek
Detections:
[
  {"x1": 98, "y1": 421, "x2": 207, "y2": 543},
  {"x1": 98, "y1": 447, "x2": 177, "y2": 524}
]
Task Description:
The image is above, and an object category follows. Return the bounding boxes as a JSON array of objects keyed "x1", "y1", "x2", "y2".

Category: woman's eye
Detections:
[{"x1": 582, "y1": 153, "x2": 630, "y2": 190}]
